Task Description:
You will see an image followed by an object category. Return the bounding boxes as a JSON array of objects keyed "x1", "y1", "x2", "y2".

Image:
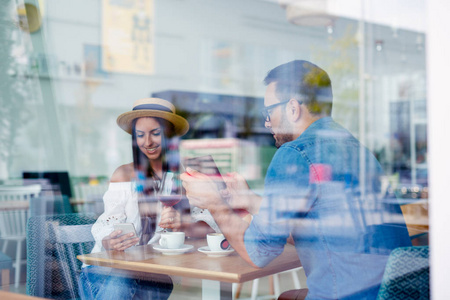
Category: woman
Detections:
[{"x1": 78, "y1": 98, "x2": 190, "y2": 300}]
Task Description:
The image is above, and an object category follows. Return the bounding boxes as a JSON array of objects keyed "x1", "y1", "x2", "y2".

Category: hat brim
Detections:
[{"x1": 117, "y1": 110, "x2": 189, "y2": 136}]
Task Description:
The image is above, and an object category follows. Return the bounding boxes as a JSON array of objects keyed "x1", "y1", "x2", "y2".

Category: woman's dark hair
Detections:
[{"x1": 131, "y1": 117, "x2": 176, "y2": 194}]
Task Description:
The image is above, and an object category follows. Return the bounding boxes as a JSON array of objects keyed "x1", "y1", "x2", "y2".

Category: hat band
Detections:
[{"x1": 133, "y1": 104, "x2": 173, "y2": 113}]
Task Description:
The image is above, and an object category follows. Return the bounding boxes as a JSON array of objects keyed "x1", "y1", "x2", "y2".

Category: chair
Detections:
[
  {"x1": 0, "y1": 251, "x2": 12, "y2": 290},
  {"x1": 51, "y1": 222, "x2": 96, "y2": 299},
  {"x1": 26, "y1": 213, "x2": 97, "y2": 299},
  {"x1": 23, "y1": 171, "x2": 74, "y2": 199},
  {"x1": 234, "y1": 267, "x2": 303, "y2": 300},
  {"x1": 0, "y1": 184, "x2": 41, "y2": 202},
  {"x1": 376, "y1": 246, "x2": 429, "y2": 300},
  {"x1": 30, "y1": 194, "x2": 74, "y2": 216},
  {"x1": 0, "y1": 184, "x2": 41, "y2": 288},
  {"x1": 0, "y1": 209, "x2": 28, "y2": 288}
]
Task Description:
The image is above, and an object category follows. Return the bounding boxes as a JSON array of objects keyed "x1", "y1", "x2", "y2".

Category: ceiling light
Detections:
[{"x1": 281, "y1": 0, "x2": 335, "y2": 27}]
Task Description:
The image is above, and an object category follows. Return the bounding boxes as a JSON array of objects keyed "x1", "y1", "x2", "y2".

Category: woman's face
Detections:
[{"x1": 135, "y1": 117, "x2": 163, "y2": 161}]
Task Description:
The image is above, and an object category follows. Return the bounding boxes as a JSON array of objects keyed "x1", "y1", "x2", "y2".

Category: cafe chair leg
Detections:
[
  {"x1": 233, "y1": 278, "x2": 263, "y2": 300},
  {"x1": 232, "y1": 280, "x2": 261, "y2": 300},
  {"x1": 14, "y1": 240, "x2": 23, "y2": 288},
  {"x1": 2, "y1": 241, "x2": 8, "y2": 255},
  {"x1": 269, "y1": 276, "x2": 274, "y2": 295},
  {"x1": 234, "y1": 283, "x2": 243, "y2": 299},
  {"x1": 234, "y1": 268, "x2": 303, "y2": 300},
  {"x1": 274, "y1": 274, "x2": 280, "y2": 296},
  {"x1": 274, "y1": 267, "x2": 302, "y2": 298}
]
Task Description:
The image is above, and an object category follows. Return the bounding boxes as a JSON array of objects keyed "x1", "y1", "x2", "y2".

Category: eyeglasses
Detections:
[{"x1": 262, "y1": 100, "x2": 300, "y2": 122}]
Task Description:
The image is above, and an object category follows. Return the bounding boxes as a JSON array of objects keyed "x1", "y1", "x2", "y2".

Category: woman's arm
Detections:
[
  {"x1": 93, "y1": 164, "x2": 140, "y2": 251},
  {"x1": 110, "y1": 163, "x2": 134, "y2": 183}
]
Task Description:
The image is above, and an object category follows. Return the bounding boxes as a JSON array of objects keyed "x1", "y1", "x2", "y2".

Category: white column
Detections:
[{"x1": 427, "y1": 0, "x2": 450, "y2": 299}]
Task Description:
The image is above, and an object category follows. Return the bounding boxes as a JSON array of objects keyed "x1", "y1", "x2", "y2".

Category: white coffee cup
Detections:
[
  {"x1": 159, "y1": 232, "x2": 185, "y2": 249},
  {"x1": 207, "y1": 233, "x2": 230, "y2": 251}
]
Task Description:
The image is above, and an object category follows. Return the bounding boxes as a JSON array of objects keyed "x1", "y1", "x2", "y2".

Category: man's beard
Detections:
[
  {"x1": 275, "y1": 133, "x2": 293, "y2": 148},
  {"x1": 274, "y1": 114, "x2": 294, "y2": 148}
]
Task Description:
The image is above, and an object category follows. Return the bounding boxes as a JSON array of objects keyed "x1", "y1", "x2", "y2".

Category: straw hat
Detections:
[{"x1": 116, "y1": 98, "x2": 189, "y2": 136}]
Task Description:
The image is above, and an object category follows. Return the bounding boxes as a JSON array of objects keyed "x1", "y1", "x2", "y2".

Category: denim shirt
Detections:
[{"x1": 244, "y1": 117, "x2": 411, "y2": 300}]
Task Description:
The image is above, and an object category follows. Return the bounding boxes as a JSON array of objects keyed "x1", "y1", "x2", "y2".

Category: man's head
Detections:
[{"x1": 262, "y1": 60, "x2": 333, "y2": 147}]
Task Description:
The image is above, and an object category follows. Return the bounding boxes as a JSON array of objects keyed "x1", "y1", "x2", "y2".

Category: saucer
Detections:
[
  {"x1": 198, "y1": 246, "x2": 235, "y2": 257},
  {"x1": 153, "y1": 244, "x2": 194, "y2": 255}
]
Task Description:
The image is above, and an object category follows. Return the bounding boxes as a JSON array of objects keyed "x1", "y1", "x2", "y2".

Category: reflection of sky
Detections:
[{"x1": 266, "y1": 0, "x2": 426, "y2": 32}]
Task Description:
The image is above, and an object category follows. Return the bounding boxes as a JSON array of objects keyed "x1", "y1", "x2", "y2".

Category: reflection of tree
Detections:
[
  {"x1": 72, "y1": 80, "x2": 104, "y2": 175},
  {"x1": 0, "y1": 1, "x2": 33, "y2": 178},
  {"x1": 312, "y1": 25, "x2": 359, "y2": 132}
]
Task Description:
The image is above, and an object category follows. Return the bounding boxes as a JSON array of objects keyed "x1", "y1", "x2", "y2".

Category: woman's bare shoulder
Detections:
[{"x1": 110, "y1": 163, "x2": 135, "y2": 182}]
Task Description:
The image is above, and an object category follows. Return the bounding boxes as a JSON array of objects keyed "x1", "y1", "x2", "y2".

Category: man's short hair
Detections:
[{"x1": 264, "y1": 60, "x2": 333, "y2": 116}]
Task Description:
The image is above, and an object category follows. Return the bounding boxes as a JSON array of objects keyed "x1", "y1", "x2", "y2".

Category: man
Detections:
[{"x1": 181, "y1": 60, "x2": 411, "y2": 299}]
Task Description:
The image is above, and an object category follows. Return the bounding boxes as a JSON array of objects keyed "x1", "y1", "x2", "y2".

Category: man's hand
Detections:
[
  {"x1": 181, "y1": 168, "x2": 258, "y2": 267},
  {"x1": 180, "y1": 167, "x2": 224, "y2": 209},
  {"x1": 224, "y1": 172, "x2": 262, "y2": 215}
]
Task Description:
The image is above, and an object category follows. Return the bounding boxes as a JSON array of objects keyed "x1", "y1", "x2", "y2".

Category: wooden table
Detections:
[
  {"x1": 0, "y1": 291, "x2": 47, "y2": 300},
  {"x1": 400, "y1": 199, "x2": 429, "y2": 243},
  {"x1": 78, "y1": 239, "x2": 301, "y2": 300}
]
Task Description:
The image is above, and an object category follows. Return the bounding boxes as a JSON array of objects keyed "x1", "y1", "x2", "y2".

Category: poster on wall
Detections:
[{"x1": 102, "y1": 0, "x2": 154, "y2": 74}]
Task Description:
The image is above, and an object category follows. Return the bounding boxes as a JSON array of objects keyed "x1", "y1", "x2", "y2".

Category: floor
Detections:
[{"x1": 2, "y1": 268, "x2": 307, "y2": 299}]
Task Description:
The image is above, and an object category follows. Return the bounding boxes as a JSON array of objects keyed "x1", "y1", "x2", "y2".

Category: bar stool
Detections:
[{"x1": 0, "y1": 252, "x2": 12, "y2": 291}]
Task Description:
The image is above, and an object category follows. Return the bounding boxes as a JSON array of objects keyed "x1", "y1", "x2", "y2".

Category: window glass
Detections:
[{"x1": 0, "y1": 0, "x2": 428, "y2": 298}]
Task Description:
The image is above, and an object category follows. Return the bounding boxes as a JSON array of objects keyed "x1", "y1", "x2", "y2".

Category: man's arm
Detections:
[
  {"x1": 180, "y1": 168, "x2": 259, "y2": 267},
  {"x1": 208, "y1": 201, "x2": 258, "y2": 266}
]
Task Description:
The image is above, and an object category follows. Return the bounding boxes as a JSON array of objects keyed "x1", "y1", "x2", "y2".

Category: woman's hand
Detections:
[
  {"x1": 102, "y1": 230, "x2": 140, "y2": 251},
  {"x1": 159, "y1": 206, "x2": 181, "y2": 231}
]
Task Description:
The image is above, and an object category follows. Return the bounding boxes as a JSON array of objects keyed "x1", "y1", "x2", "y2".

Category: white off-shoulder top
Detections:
[
  {"x1": 89, "y1": 182, "x2": 142, "y2": 254},
  {"x1": 83, "y1": 182, "x2": 165, "y2": 268}
]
